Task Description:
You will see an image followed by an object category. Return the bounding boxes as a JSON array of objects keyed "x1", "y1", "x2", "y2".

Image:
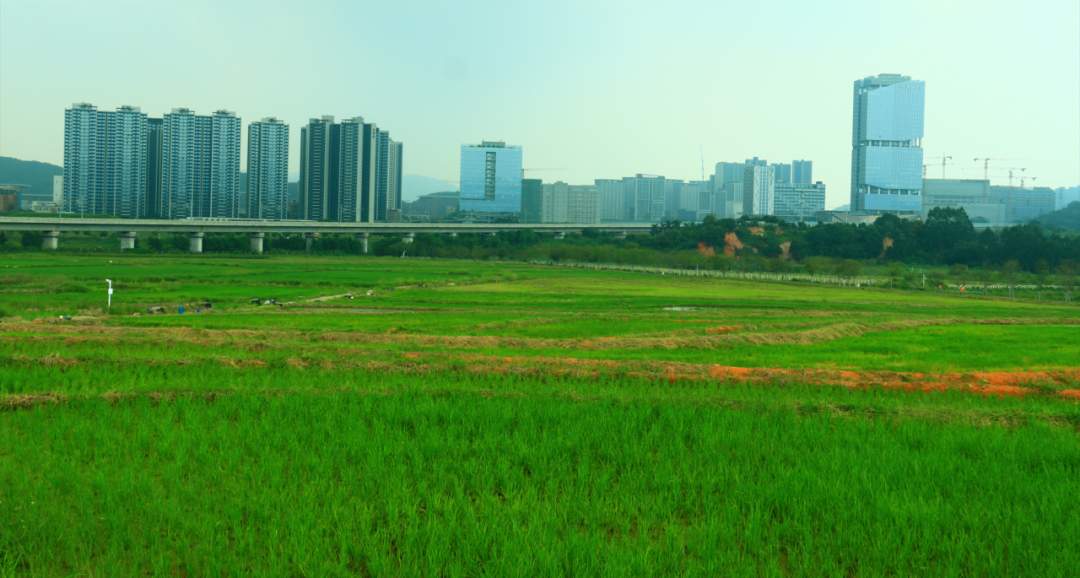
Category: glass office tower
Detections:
[
  {"x1": 850, "y1": 73, "x2": 925, "y2": 212},
  {"x1": 459, "y1": 141, "x2": 522, "y2": 214}
]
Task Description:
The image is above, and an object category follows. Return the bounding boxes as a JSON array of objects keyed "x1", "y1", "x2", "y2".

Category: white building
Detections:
[
  {"x1": 541, "y1": 182, "x2": 601, "y2": 224},
  {"x1": 742, "y1": 165, "x2": 775, "y2": 216},
  {"x1": 52, "y1": 175, "x2": 63, "y2": 204}
]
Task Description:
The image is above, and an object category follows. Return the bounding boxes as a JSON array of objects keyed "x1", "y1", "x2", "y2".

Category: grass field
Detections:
[{"x1": 2, "y1": 253, "x2": 1079, "y2": 576}]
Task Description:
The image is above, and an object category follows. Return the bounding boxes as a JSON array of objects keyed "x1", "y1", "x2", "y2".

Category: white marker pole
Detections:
[{"x1": 106, "y1": 279, "x2": 113, "y2": 308}]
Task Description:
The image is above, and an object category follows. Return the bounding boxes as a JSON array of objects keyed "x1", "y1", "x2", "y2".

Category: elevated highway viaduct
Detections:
[{"x1": 0, "y1": 217, "x2": 654, "y2": 253}]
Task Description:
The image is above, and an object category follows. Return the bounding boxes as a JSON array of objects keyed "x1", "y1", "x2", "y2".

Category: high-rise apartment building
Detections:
[
  {"x1": 459, "y1": 141, "x2": 522, "y2": 214},
  {"x1": 339, "y1": 117, "x2": 378, "y2": 223},
  {"x1": 743, "y1": 165, "x2": 775, "y2": 216},
  {"x1": 386, "y1": 140, "x2": 403, "y2": 221},
  {"x1": 792, "y1": 160, "x2": 812, "y2": 184},
  {"x1": 62, "y1": 103, "x2": 149, "y2": 218},
  {"x1": 298, "y1": 115, "x2": 379, "y2": 222},
  {"x1": 850, "y1": 73, "x2": 925, "y2": 212},
  {"x1": 375, "y1": 130, "x2": 391, "y2": 221},
  {"x1": 298, "y1": 116, "x2": 335, "y2": 221},
  {"x1": 161, "y1": 108, "x2": 241, "y2": 219},
  {"x1": 145, "y1": 118, "x2": 163, "y2": 216},
  {"x1": 247, "y1": 118, "x2": 289, "y2": 220},
  {"x1": 744, "y1": 157, "x2": 768, "y2": 168},
  {"x1": 540, "y1": 182, "x2": 601, "y2": 224},
  {"x1": 775, "y1": 182, "x2": 826, "y2": 220},
  {"x1": 770, "y1": 163, "x2": 792, "y2": 184}
]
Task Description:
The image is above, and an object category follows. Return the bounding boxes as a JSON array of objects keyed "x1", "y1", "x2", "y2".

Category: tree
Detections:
[
  {"x1": 977, "y1": 264, "x2": 995, "y2": 296},
  {"x1": 922, "y1": 207, "x2": 975, "y2": 262},
  {"x1": 20, "y1": 231, "x2": 43, "y2": 249},
  {"x1": 835, "y1": 259, "x2": 862, "y2": 281},
  {"x1": 1000, "y1": 260, "x2": 1021, "y2": 298},
  {"x1": 1057, "y1": 261, "x2": 1078, "y2": 303},
  {"x1": 948, "y1": 264, "x2": 970, "y2": 293},
  {"x1": 0, "y1": 231, "x2": 7, "y2": 247}
]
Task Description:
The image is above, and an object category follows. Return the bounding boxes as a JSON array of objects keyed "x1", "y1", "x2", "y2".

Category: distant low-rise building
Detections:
[
  {"x1": 921, "y1": 179, "x2": 1055, "y2": 225},
  {"x1": 403, "y1": 191, "x2": 459, "y2": 221},
  {"x1": 775, "y1": 182, "x2": 826, "y2": 221},
  {"x1": 540, "y1": 182, "x2": 601, "y2": 224},
  {"x1": 595, "y1": 179, "x2": 624, "y2": 221}
]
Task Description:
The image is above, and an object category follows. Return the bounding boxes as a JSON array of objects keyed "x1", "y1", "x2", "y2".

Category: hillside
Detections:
[
  {"x1": 1031, "y1": 201, "x2": 1080, "y2": 234},
  {"x1": 0, "y1": 156, "x2": 62, "y2": 198}
]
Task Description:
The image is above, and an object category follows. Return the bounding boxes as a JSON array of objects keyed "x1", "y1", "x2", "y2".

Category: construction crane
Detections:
[
  {"x1": 521, "y1": 168, "x2": 566, "y2": 179},
  {"x1": 1005, "y1": 168, "x2": 1026, "y2": 223},
  {"x1": 973, "y1": 158, "x2": 1023, "y2": 182},
  {"x1": 1017, "y1": 176, "x2": 1037, "y2": 189},
  {"x1": 924, "y1": 154, "x2": 953, "y2": 179}
]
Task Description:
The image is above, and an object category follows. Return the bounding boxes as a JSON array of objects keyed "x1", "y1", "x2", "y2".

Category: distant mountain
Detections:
[
  {"x1": 0, "y1": 157, "x2": 62, "y2": 199},
  {"x1": 829, "y1": 203, "x2": 851, "y2": 212},
  {"x1": 404, "y1": 175, "x2": 458, "y2": 202}
]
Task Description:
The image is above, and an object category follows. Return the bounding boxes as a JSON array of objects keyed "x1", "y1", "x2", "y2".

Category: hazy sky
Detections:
[{"x1": 2, "y1": 0, "x2": 1078, "y2": 207}]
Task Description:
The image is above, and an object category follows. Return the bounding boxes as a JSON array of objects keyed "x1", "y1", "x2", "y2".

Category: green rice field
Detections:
[{"x1": 2, "y1": 253, "x2": 1079, "y2": 577}]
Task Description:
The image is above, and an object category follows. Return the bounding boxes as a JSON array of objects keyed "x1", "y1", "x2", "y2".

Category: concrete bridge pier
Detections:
[
  {"x1": 188, "y1": 232, "x2": 204, "y2": 254},
  {"x1": 484, "y1": 232, "x2": 496, "y2": 238},
  {"x1": 554, "y1": 232, "x2": 566, "y2": 240},
  {"x1": 357, "y1": 232, "x2": 370, "y2": 253},
  {"x1": 447, "y1": 232, "x2": 458, "y2": 238},
  {"x1": 402, "y1": 233, "x2": 415, "y2": 244},
  {"x1": 42, "y1": 231, "x2": 60, "y2": 250},
  {"x1": 119, "y1": 231, "x2": 137, "y2": 250},
  {"x1": 304, "y1": 232, "x2": 315, "y2": 251},
  {"x1": 249, "y1": 232, "x2": 265, "y2": 254}
]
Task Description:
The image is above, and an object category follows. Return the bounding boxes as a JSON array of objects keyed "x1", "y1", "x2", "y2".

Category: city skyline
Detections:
[{"x1": 2, "y1": 1, "x2": 1078, "y2": 210}]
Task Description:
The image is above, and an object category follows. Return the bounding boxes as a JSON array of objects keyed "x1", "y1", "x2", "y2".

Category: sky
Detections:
[{"x1": 1, "y1": 0, "x2": 1078, "y2": 208}]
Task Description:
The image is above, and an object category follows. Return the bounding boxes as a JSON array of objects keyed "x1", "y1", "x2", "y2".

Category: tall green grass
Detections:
[{"x1": 3, "y1": 390, "x2": 1078, "y2": 577}]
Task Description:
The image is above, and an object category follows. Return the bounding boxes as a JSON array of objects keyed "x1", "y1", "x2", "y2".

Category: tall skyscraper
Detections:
[
  {"x1": 339, "y1": 117, "x2": 378, "y2": 223},
  {"x1": 387, "y1": 140, "x2": 403, "y2": 221},
  {"x1": 743, "y1": 165, "x2": 775, "y2": 216},
  {"x1": 792, "y1": 160, "x2": 812, "y2": 184},
  {"x1": 146, "y1": 118, "x2": 163, "y2": 216},
  {"x1": 62, "y1": 103, "x2": 149, "y2": 218},
  {"x1": 459, "y1": 141, "x2": 522, "y2": 214},
  {"x1": 595, "y1": 179, "x2": 624, "y2": 221},
  {"x1": 247, "y1": 118, "x2": 289, "y2": 220},
  {"x1": 298, "y1": 115, "x2": 379, "y2": 222},
  {"x1": 298, "y1": 116, "x2": 335, "y2": 221},
  {"x1": 161, "y1": 108, "x2": 241, "y2": 219},
  {"x1": 375, "y1": 129, "x2": 391, "y2": 221},
  {"x1": 632, "y1": 174, "x2": 666, "y2": 222},
  {"x1": 850, "y1": 73, "x2": 925, "y2": 212}
]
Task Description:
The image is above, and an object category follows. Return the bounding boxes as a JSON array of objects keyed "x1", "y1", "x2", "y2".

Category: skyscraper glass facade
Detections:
[
  {"x1": 460, "y1": 141, "x2": 522, "y2": 213},
  {"x1": 850, "y1": 74, "x2": 925, "y2": 212}
]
